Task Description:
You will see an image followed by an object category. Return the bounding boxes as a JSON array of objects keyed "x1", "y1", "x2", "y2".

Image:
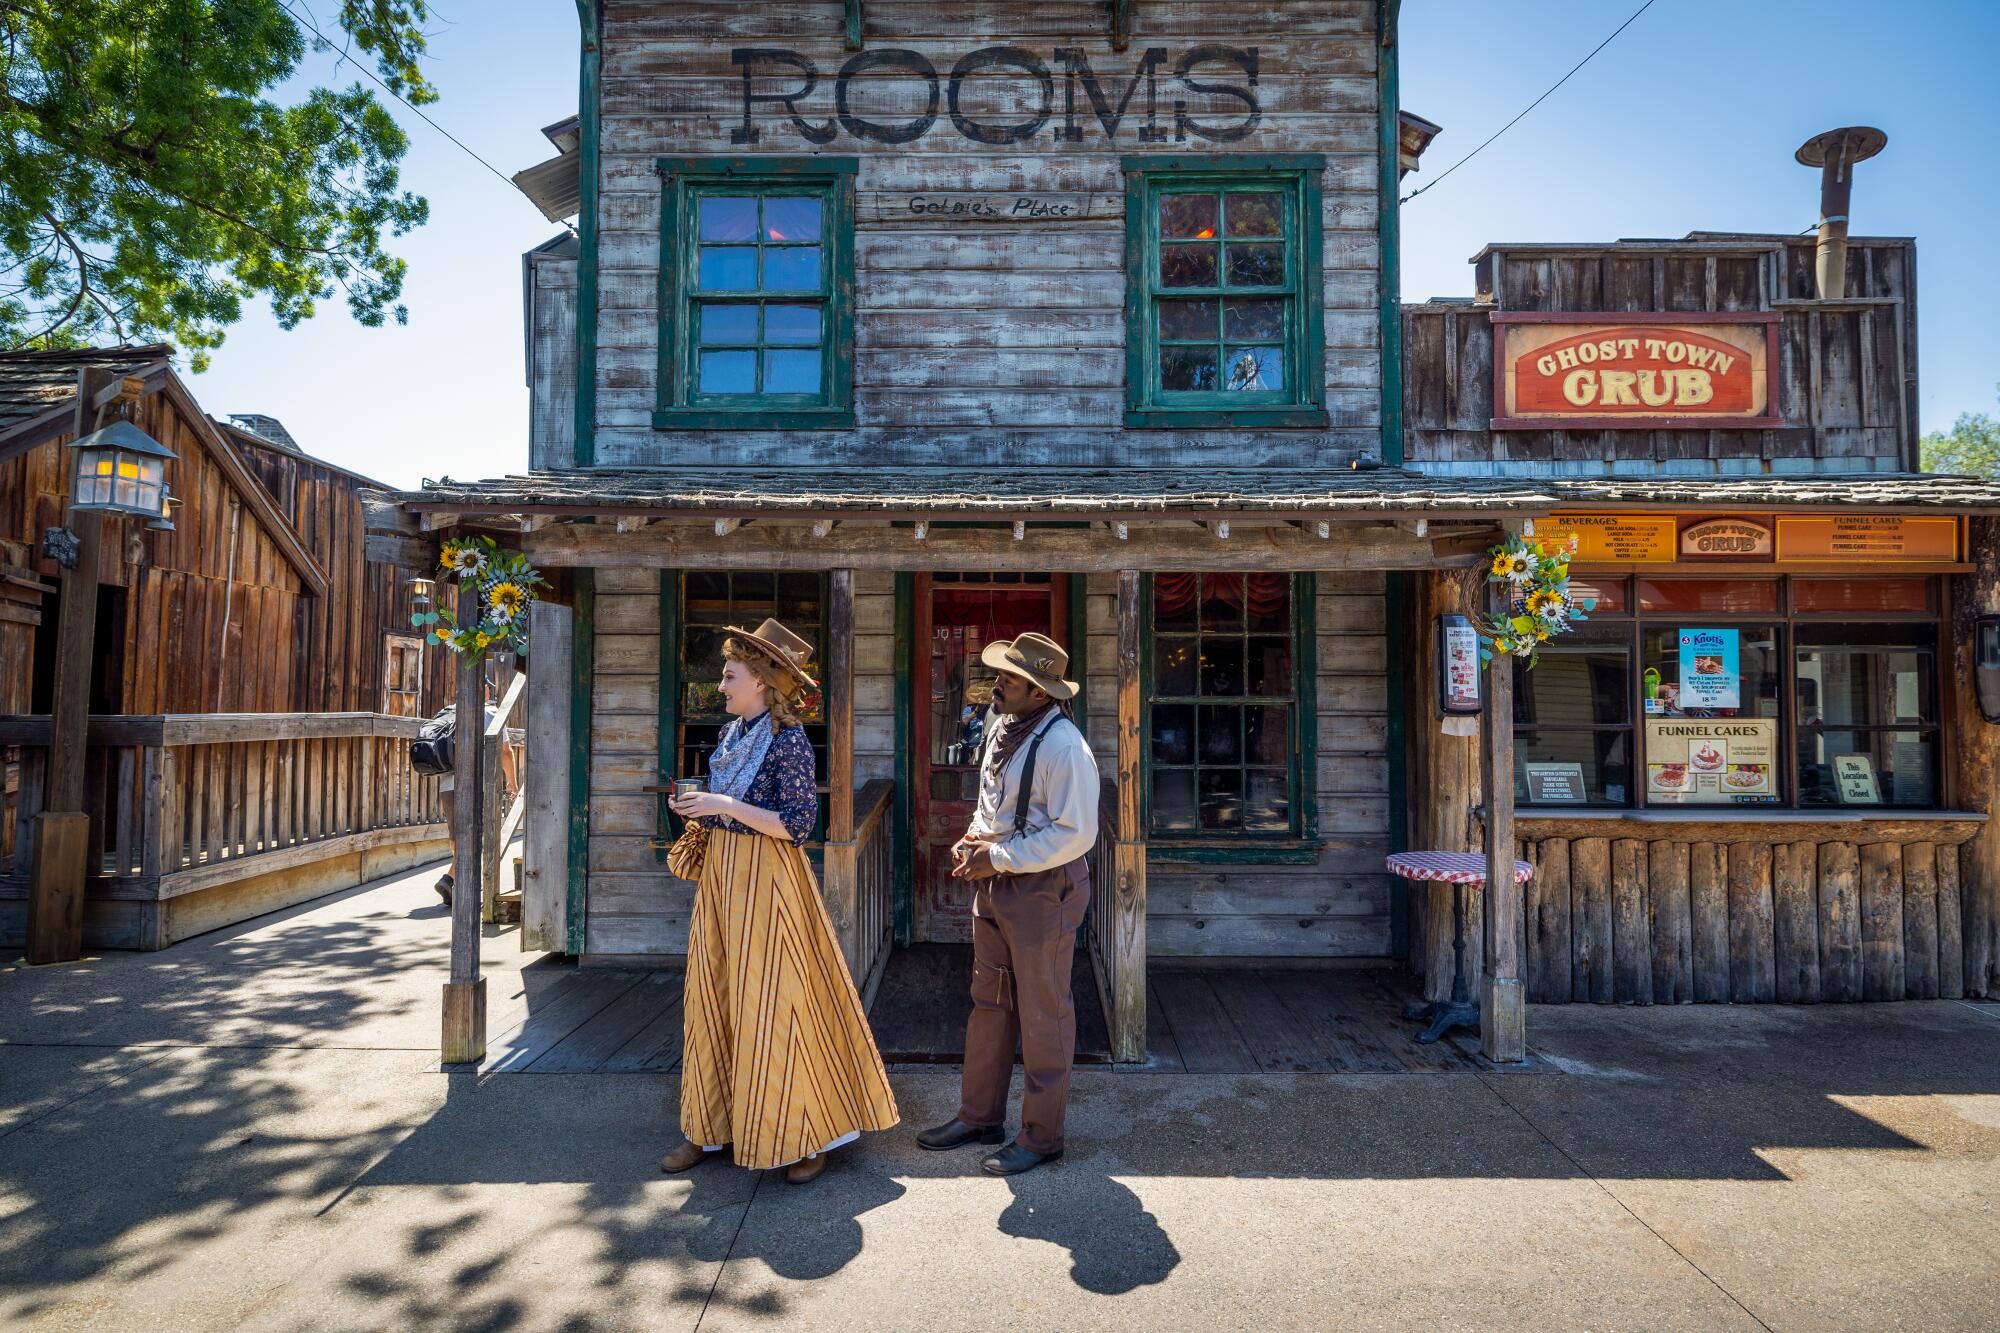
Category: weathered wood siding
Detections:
[
  {"x1": 583, "y1": 565, "x2": 898, "y2": 958},
  {"x1": 1403, "y1": 236, "x2": 1916, "y2": 475},
  {"x1": 1514, "y1": 821, "x2": 1983, "y2": 1004},
  {"x1": 527, "y1": 246, "x2": 579, "y2": 470},
  {"x1": 1083, "y1": 570, "x2": 1391, "y2": 957},
  {"x1": 588, "y1": 0, "x2": 1383, "y2": 469}
]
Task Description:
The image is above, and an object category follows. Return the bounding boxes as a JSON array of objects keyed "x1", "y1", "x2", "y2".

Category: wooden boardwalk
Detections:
[{"x1": 474, "y1": 956, "x2": 1533, "y2": 1075}]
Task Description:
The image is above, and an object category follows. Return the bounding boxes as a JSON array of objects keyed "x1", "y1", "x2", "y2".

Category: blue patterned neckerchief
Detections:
[{"x1": 705, "y1": 710, "x2": 776, "y2": 801}]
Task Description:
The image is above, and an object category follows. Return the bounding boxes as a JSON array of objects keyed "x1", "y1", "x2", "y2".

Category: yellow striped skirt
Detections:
[{"x1": 679, "y1": 827, "x2": 900, "y2": 1169}]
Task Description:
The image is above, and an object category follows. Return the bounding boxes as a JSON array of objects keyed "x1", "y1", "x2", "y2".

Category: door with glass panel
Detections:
[{"x1": 911, "y1": 574, "x2": 1067, "y2": 943}]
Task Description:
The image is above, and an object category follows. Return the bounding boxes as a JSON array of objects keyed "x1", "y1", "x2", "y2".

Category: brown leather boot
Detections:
[
  {"x1": 785, "y1": 1152, "x2": 830, "y2": 1185},
  {"x1": 660, "y1": 1140, "x2": 721, "y2": 1172}
]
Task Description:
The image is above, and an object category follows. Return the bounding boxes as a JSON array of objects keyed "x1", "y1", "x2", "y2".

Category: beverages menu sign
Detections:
[{"x1": 1492, "y1": 313, "x2": 1780, "y2": 429}]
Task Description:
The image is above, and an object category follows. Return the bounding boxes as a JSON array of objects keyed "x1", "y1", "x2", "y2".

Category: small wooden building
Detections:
[
  {"x1": 1, "y1": 347, "x2": 453, "y2": 948},
  {"x1": 401, "y1": 1, "x2": 2000, "y2": 1060}
]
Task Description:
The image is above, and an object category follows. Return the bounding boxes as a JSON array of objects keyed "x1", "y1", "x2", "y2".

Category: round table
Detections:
[{"x1": 1385, "y1": 852, "x2": 1534, "y2": 1044}]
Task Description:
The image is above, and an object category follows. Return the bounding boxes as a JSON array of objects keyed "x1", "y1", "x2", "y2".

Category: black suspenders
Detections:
[{"x1": 980, "y1": 712, "x2": 1064, "y2": 834}]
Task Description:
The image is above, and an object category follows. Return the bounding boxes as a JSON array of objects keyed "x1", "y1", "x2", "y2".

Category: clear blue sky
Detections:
[{"x1": 191, "y1": 1, "x2": 1999, "y2": 488}]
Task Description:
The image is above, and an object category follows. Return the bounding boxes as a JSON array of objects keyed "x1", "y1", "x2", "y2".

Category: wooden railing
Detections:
[
  {"x1": 0, "y1": 713, "x2": 448, "y2": 949},
  {"x1": 479, "y1": 668, "x2": 530, "y2": 923},
  {"x1": 852, "y1": 778, "x2": 895, "y2": 1007}
]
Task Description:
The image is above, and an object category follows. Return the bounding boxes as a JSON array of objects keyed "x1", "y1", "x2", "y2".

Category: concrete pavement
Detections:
[{"x1": 2, "y1": 860, "x2": 1997, "y2": 1330}]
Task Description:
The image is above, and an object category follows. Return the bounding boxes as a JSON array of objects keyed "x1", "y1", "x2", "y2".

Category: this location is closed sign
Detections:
[{"x1": 1492, "y1": 313, "x2": 1779, "y2": 429}]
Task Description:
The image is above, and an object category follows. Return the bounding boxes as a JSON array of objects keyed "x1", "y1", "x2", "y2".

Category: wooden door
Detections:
[{"x1": 912, "y1": 573, "x2": 1067, "y2": 943}]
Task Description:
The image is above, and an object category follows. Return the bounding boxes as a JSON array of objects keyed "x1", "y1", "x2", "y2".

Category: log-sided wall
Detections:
[{"x1": 581, "y1": 0, "x2": 1385, "y2": 471}]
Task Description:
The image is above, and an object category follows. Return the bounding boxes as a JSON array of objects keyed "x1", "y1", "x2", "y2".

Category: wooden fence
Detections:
[
  {"x1": 0, "y1": 713, "x2": 449, "y2": 949},
  {"x1": 852, "y1": 778, "x2": 894, "y2": 1007}
]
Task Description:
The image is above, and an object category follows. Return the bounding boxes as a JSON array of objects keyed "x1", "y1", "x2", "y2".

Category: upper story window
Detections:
[
  {"x1": 654, "y1": 158, "x2": 856, "y2": 430},
  {"x1": 1122, "y1": 155, "x2": 1327, "y2": 429}
]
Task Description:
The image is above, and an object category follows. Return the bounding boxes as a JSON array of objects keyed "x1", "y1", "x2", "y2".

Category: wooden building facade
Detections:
[{"x1": 398, "y1": 0, "x2": 2000, "y2": 1061}]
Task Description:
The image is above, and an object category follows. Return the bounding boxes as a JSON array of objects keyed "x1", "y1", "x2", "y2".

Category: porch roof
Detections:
[{"x1": 397, "y1": 467, "x2": 2000, "y2": 520}]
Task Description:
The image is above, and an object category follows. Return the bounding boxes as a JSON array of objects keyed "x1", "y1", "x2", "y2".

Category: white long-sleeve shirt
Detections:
[{"x1": 966, "y1": 710, "x2": 1100, "y2": 875}]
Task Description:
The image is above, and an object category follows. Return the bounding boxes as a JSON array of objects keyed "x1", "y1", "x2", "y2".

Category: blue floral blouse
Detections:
[{"x1": 710, "y1": 719, "x2": 817, "y2": 846}]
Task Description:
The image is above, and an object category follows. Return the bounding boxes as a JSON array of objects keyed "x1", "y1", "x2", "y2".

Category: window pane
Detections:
[
  {"x1": 763, "y1": 349, "x2": 821, "y2": 394},
  {"x1": 1159, "y1": 299, "x2": 1218, "y2": 342},
  {"x1": 762, "y1": 246, "x2": 821, "y2": 290},
  {"x1": 1199, "y1": 769, "x2": 1243, "y2": 830},
  {"x1": 1225, "y1": 192, "x2": 1283, "y2": 237},
  {"x1": 1224, "y1": 243, "x2": 1283, "y2": 287},
  {"x1": 698, "y1": 349, "x2": 756, "y2": 393},
  {"x1": 1155, "y1": 636, "x2": 1198, "y2": 694},
  {"x1": 1796, "y1": 625, "x2": 1937, "y2": 728},
  {"x1": 684, "y1": 570, "x2": 730, "y2": 613},
  {"x1": 1201, "y1": 574, "x2": 1244, "y2": 631},
  {"x1": 1223, "y1": 298, "x2": 1284, "y2": 341},
  {"x1": 698, "y1": 247, "x2": 757, "y2": 290},
  {"x1": 1798, "y1": 729, "x2": 1935, "y2": 807},
  {"x1": 1153, "y1": 769, "x2": 1198, "y2": 832},
  {"x1": 1246, "y1": 637, "x2": 1292, "y2": 695},
  {"x1": 1224, "y1": 346, "x2": 1283, "y2": 392},
  {"x1": 1244, "y1": 705, "x2": 1288, "y2": 763},
  {"x1": 1245, "y1": 573, "x2": 1289, "y2": 631},
  {"x1": 1154, "y1": 573, "x2": 1199, "y2": 631},
  {"x1": 1637, "y1": 579, "x2": 1779, "y2": 614},
  {"x1": 1569, "y1": 577, "x2": 1627, "y2": 614},
  {"x1": 732, "y1": 572, "x2": 776, "y2": 607},
  {"x1": 1515, "y1": 730, "x2": 1633, "y2": 807},
  {"x1": 1160, "y1": 244, "x2": 1218, "y2": 288},
  {"x1": 1198, "y1": 705, "x2": 1242, "y2": 764},
  {"x1": 763, "y1": 196, "x2": 822, "y2": 242},
  {"x1": 776, "y1": 572, "x2": 820, "y2": 629},
  {"x1": 764, "y1": 303, "x2": 821, "y2": 345},
  {"x1": 1159, "y1": 193, "x2": 1218, "y2": 239},
  {"x1": 1244, "y1": 770, "x2": 1289, "y2": 831},
  {"x1": 1514, "y1": 630, "x2": 1630, "y2": 727},
  {"x1": 698, "y1": 196, "x2": 756, "y2": 241},
  {"x1": 1160, "y1": 346, "x2": 1217, "y2": 391},
  {"x1": 1199, "y1": 637, "x2": 1244, "y2": 695},
  {"x1": 1793, "y1": 577, "x2": 1934, "y2": 614},
  {"x1": 684, "y1": 626, "x2": 725, "y2": 690},
  {"x1": 697, "y1": 303, "x2": 757, "y2": 345},
  {"x1": 1152, "y1": 703, "x2": 1195, "y2": 765},
  {"x1": 1640, "y1": 626, "x2": 1781, "y2": 719}
]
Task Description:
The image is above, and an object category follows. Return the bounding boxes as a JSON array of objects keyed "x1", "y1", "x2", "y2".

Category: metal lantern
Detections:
[
  {"x1": 409, "y1": 575, "x2": 434, "y2": 610},
  {"x1": 69, "y1": 419, "x2": 178, "y2": 519},
  {"x1": 145, "y1": 486, "x2": 180, "y2": 533}
]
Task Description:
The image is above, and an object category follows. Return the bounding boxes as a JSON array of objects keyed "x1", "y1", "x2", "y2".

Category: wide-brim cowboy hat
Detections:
[
  {"x1": 724, "y1": 618, "x2": 818, "y2": 691},
  {"x1": 980, "y1": 631, "x2": 1078, "y2": 700}
]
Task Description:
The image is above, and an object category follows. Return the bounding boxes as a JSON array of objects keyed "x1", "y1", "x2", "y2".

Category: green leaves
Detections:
[
  {"x1": 0, "y1": 0, "x2": 432, "y2": 357},
  {"x1": 1920, "y1": 387, "x2": 2000, "y2": 478},
  {"x1": 432, "y1": 537, "x2": 545, "y2": 662}
]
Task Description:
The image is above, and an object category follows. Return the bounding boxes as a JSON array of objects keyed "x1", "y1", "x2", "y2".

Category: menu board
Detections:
[
  {"x1": 1677, "y1": 628, "x2": 1740, "y2": 710},
  {"x1": 1536, "y1": 514, "x2": 1676, "y2": 563},
  {"x1": 1646, "y1": 719, "x2": 1777, "y2": 804},
  {"x1": 1775, "y1": 516, "x2": 1959, "y2": 562}
]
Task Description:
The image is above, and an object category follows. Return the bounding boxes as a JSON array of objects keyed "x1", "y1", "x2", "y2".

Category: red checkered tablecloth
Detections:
[{"x1": 1385, "y1": 851, "x2": 1533, "y2": 885}]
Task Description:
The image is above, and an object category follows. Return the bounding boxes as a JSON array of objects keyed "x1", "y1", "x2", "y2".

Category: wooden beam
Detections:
[
  {"x1": 824, "y1": 568, "x2": 859, "y2": 976},
  {"x1": 517, "y1": 514, "x2": 553, "y2": 532},
  {"x1": 1111, "y1": 0, "x2": 1135, "y2": 51},
  {"x1": 90, "y1": 374, "x2": 150, "y2": 412},
  {"x1": 421, "y1": 511, "x2": 460, "y2": 533},
  {"x1": 713, "y1": 516, "x2": 744, "y2": 536},
  {"x1": 521, "y1": 601, "x2": 572, "y2": 952},
  {"x1": 1111, "y1": 569, "x2": 1147, "y2": 1062},
  {"x1": 811, "y1": 519, "x2": 839, "y2": 537},
  {"x1": 526, "y1": 518, "x2": 1475, "y2": 573},
  {"x1": 1954, "y1": 516, "x2": 2000, "y2": 999},
  {"x1": 1481, "y1": 530, "x2": 1525, "y2": 1062},
  {"x1": 442, "y1": 578, "x2": 486, "y2": 1065}
]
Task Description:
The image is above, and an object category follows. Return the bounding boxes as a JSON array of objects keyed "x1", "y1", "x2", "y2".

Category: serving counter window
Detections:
[{"x1": 1512, "y1": 576, "x2": 1944, "y2": 810}]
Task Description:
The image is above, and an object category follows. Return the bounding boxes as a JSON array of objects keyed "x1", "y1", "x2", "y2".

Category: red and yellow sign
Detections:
[
  {"x1": 1680, "y1": 517, "x2": 1773, "y2": 559},
  {"x1": 1775, "y1": 516, "x2": 1959, "y2": 563},
  {"x1": 1536, "y1": 513, "x2": 1677, "y2": 563},
  {"x1": 1493, "y1": 314, "x2": 1778, "y2": 428}
]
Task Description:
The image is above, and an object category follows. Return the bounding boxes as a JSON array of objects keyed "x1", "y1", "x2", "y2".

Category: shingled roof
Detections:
[
  {"x1": 398, "y1": 467, "x2": 2000, "y2": 518},
  {"x1": 0, "y1": 345, "x2": 172, "y2": 446}
]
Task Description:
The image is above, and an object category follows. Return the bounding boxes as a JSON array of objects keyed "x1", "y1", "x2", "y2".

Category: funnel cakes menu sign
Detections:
[{"x1": 1492, "y1": 312, "x2": 1781, "y2": 430}]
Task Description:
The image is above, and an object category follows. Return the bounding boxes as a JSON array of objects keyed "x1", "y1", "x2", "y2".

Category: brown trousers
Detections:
[{"x1": 957, "y1": 856, "x2": 1091, "y2": 1154}]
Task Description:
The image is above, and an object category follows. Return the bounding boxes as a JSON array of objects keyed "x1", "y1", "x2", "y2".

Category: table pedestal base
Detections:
[{"x1": 1400, "y1": 998, "x2": 1480, "y2": 1044}]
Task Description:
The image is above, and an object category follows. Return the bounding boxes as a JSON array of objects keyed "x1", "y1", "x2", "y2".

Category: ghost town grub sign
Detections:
[
  {"x1": 1490, "y1": 312, "x2": 1782, "y2": 430},
  {"x1": 728, "y1": 46, "x2": 1261, "y2": 147}
]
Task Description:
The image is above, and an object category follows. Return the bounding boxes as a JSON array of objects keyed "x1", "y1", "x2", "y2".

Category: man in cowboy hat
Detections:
[{"x1": 916, "y1": 632, "x2": 1098, "y2": 1176}]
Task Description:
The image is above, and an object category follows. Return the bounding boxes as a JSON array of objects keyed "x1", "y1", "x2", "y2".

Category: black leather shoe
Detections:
[
  {"x1": 916, "y1": 1118, "x2": 1006, "y2": 1151},
  {"x1": 981, "y1": 1142, "x2": 1062, "y2": 1176}
]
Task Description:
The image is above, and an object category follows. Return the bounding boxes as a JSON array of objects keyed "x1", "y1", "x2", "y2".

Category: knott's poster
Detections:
[{"x1": 1492, "y1": 314, "x2": 1779, "y2": 429}]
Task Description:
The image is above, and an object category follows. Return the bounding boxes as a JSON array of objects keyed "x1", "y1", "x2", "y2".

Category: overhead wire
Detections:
[{"x1": 1401, "y1": 0, "x2": 1662, "y2": 205}]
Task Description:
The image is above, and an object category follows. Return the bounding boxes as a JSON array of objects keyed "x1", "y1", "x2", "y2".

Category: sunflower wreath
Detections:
[
  {"x1": 414, "y1": 536, "x2": 547, "y2": 661},
  {"x1": 1475, "y1": 533, "x2": 1593, "y2": 668}
]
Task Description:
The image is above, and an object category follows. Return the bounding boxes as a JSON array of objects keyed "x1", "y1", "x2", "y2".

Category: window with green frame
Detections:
[
  {"x1": 665, "y1": 572, "x2": 830, "y2": 844},
  {"x1": 654, "y1": 157, "x2": 856, "y2": 429},
  {"x1": 1144, "y1": 572, "x2": 1318, "y2": 860},
  {"x1": 1122, "y1": 155, "x2": 1326, "y2": 429}
]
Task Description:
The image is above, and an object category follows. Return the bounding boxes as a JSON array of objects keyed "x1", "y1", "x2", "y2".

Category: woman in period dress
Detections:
[{"x1": 660, "y1": 618, "x2": 900, "y2": 1184}]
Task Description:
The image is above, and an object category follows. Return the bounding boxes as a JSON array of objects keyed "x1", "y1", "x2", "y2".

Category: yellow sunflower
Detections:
[
  {"x1": 1490, "y1": 551, "x2": 1513, "y2": 578},
  {"x1": 1525, "y1": 588, "x2": 1565, "y2": 621},
  {"x1": 488, "y1": 581, "x2": 527, "y2": 623}
]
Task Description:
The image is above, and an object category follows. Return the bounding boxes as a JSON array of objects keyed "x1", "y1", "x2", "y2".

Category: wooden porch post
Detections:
[
  {"x1": 1111, "y1": 569, "x2": 1148, "y2": 1062},
  {"x1": 27, "y1": 366, "x2": 116, "y2": 965},
  {"x1": 1953, "y1": 516, "x2": 2000, "y2": 998},
  {"x1": 1481, "y1": 549, "x2": 1525, "y2": 1062},
  {"x1": 442, "y1": 581, "x2": 486, "y2": 1064},
  {"x1": 823, "y1": 567, "x2": 860, "y2": 976}
]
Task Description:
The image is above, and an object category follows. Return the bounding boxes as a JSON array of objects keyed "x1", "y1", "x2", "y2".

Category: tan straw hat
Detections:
[
  {"x1": 980, "y1": 631, "x2": 1077, "y2": 700},
  {"x1": 725, "y1": 618, "x2": 818, "y2": 691}
]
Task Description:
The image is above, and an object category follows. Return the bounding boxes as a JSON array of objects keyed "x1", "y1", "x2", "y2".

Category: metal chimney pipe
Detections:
[{"x1": 1795, "y1": 126, "x2": 1886, "y2": 299}]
